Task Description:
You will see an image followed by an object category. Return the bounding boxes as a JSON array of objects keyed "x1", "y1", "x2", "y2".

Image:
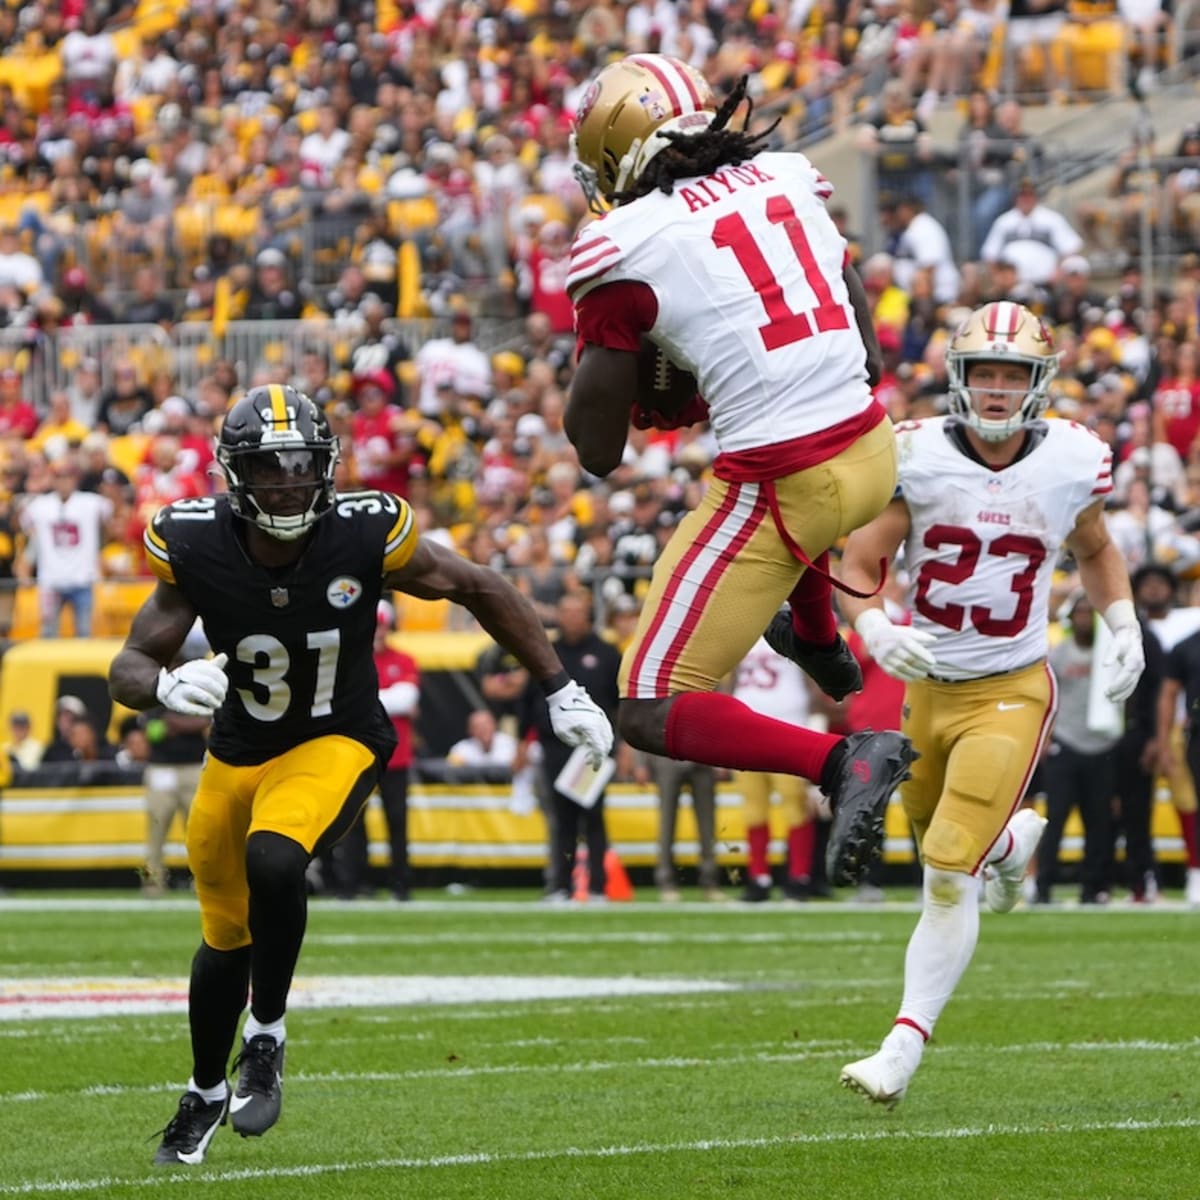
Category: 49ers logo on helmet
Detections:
[{"x1": 576, "y1": 80, "x2": 601, "y2": 128}]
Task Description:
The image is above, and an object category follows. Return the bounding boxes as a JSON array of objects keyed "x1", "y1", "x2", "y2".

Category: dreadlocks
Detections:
[{"x1": 612, "y1": 75, "x2": 781, "y2": 206}]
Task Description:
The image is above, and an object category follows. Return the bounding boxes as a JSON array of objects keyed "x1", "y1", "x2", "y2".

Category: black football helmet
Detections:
[{"x1": 217, "y1": 385, "x2": 339, "y2": 541}]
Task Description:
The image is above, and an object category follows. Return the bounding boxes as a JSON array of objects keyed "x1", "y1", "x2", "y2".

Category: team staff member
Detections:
[
  {"x1": 110, "y1": 385, "x2": 613, "y2": 1167},
  {"x1": 519, "y1": 592, "x2": 622, "y2": 901}
]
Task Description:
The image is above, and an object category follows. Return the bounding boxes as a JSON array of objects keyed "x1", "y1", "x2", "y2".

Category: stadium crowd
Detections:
[{"x1": 0, "y1": 1, "x2": 1199, "y2": 905}]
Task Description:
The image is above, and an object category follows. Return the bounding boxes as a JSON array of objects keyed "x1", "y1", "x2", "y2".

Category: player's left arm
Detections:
[
  {"x1": 385, "y1": 538, "x2": 575, "y2": 686},
  {"x1": 1067, "y1": 498, "x2": 1145, "y2": 702},
  {"x1": 566, "y1": 343, "x2": 636, "y2": 477},
  {"x1": 1067, "y1": 499, "x2": 1134, "y2": 615},
  {"x1": 843, "y1": 262, "x2": 883, "y2": 387},
  {"x1": 386, "y1": 539, "x2": 615, "y2": 764}
]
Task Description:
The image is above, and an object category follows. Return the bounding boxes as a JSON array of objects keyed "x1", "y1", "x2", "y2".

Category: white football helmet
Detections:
[
  {"x1": 571, "y1": 54, "x2": 717, "y2": 209},
  {"x1": 946, "y1": 301, "x2": 1059, "y2": 442}
]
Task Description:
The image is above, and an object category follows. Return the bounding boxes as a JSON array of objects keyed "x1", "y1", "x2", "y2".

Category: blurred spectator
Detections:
[
  {"x1": 41, "y1": 695, "x2": 91, "y2": 763},
  {"x1": 0, "y1": 370, "x2": 39, "y2": 440},
  {"x1": 414, "y1": 308, "x2": 492, "y2": 417},
  {"x1": 1006, "y1": 0, "x2": 1069, "y2": 97},
  {"x1": 241, "y1": 248, "x2": 304, "y2": 321},
  {"x1": 121, "y1": 265, "x2": 176, "y2": 327},
  {"x1": 640, "y1": 750, "x2": 723, "y2": 903},
  {"x1": 980, "y1": 177, "x2": 1084, "y2": 287},
  {"x1": 141, "y1": 625, "x2": 211, "y2": 897},
  {"x1": 28, "y1": 391, "x2": 90, "y2": 458},
  {"x1": 856, "y1": 80, "x2": 936, "y2": 206},
  {"x1": 881, "y1": 194, "x2": 961, "y2": 306},
  {"x1": 732, "y1": 634, "x2": 828, "y2": 903},
  {"x1": 447, "y1": 708, "x2": 519, "y2": 768},
  {"x1": 96, "y1": 363, "x2": 153, "y2": 435},
  {"x1": 349, "y1": 370, "x2": 422, "y2": 499},
  {"x1": 17, "y1": 455, "x2": 111, "y2": 637},
  {"x1": 1036, "y1": 592, "x2": 1119, "y2": 904},
  {"x1": 4, "y1": 711, "x2": 44, "y2": 772},
  {"x1": 112, "y1": 158, "x2": 172, "y2": 265},
  {"x1": 0, "y1": 224, "x2": 43, "y2": 294}
]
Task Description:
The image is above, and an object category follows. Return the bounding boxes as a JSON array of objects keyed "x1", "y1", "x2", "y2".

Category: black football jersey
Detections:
[{"x1": 144, "y1": 491, "x2": 418, "y2": 767}]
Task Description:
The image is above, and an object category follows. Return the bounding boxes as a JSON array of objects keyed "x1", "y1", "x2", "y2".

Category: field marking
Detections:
[
  {"x1": 0, "y1": 974, "x2": 735, "y2": 1022},
  {"x1": 3, "y1": 896, "x2": 1198, "y2": 915},
  {"x1": 306, "y1": 929, "x2": 887, "y2": 945},
  {"x1": 3, "y1": 1037, "x2": 1198, "y2": 1106},
  {"x1": 3, "y1": 1116, "x2": 1199, "y2": 1194}
]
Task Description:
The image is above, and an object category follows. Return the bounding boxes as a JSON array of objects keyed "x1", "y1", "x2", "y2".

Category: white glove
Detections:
[
  {"x1": 156, "y1": 652, "x2": 229, "y2": 717},
  {"x1": 1102, "y1": 600, "x2": 1146, "y2": 704},
  {"x1": 546, "y1": 679, "x2": 614, "y2": 768},
  {"x1": 855, "y1": 608, "x2": 938, "y2": 683}
]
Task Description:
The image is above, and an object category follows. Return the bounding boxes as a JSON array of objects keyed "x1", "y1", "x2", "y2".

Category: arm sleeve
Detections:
[{"x1": 574, "y1": 280, "x2": 660, "y2": 352}]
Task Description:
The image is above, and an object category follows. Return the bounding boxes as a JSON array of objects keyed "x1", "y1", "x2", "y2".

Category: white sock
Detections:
[
  {"x1": 894, "y1": 867, "x2": 980, "y2": 1038},
  {"x1": 187, "y1": 1076, "x2": 229, "y2": 1104},
  {"x1": 243, "y1": 1015, "x2": 286, "y2": 1045}
]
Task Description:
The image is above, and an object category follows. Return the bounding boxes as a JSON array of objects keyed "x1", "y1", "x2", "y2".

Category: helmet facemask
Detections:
[{"x1": 218, "y1": 443, "x2": 338, "y2": 541}]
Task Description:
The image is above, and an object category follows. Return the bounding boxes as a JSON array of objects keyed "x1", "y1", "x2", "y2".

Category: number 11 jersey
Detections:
[
  {"x1": 897, "y1": 417, "x2": 1113, "y2": 680},
  {"x1": 144, "y1": 491, "x2": 418, "y2": 767},
  {"x1": 567, "y1": 150, "x2": 874, "y2": 454}
]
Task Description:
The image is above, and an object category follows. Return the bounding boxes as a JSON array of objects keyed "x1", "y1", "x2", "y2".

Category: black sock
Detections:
[
  {"x1": 820, "y1": 738, "x2": 849, "y2": 795},
  {"x1": 189, "y1": 941, "x2": 251, "y2": 1089},
  {"x1": 246, "y1": 831, "x2": 310, "y2": 1024}
]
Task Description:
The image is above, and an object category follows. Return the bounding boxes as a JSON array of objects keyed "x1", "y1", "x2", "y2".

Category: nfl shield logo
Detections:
[
  {"x1": 270, "y1": 587, "x2": 289, "y2": 608},
  {"x1": 987, "y1": 477, "x2": 1002, "y2": 494}
]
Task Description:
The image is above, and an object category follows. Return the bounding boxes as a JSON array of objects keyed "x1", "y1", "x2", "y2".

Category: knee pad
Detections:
[
  {"x1": 246, "y1": 830, "x2": 309, "y2": 896},
  {"x1": 923, "y1": 866, "x2": 978, "y2": 910}
]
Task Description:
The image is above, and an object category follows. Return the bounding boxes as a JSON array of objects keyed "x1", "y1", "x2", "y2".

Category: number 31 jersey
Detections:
[
  {"x1": 144, "y1": 492, "x2": 418, "y2": 767},
  {"x1": 897, "y1": 417, "x2": 1112, "y2": 680},
  {"x1": 567, "y1": 150, "x2": 873, "y2": 453}
]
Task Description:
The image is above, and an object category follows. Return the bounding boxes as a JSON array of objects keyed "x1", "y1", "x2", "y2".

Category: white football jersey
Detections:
[
  {"x1": 567, "y1": 151, "x2": 874, "y2": 453},
  {"x1": 733, "y1": 636, "x2": 813, "y2": 725},
  {"x1": 897, "y1": 417, "x2": 1112, "y2": 680}
]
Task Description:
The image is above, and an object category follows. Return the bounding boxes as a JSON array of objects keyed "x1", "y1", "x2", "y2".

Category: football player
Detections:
[
  {"x1": 110, "y1": 385, "x2": 613, "y2": 1165},
  {"x1": 564, "y1": 53, "x2": 916, "y2": 887},
  {"x1": 835, "y1": 301, "x2": 1145, "y2": 1107}
]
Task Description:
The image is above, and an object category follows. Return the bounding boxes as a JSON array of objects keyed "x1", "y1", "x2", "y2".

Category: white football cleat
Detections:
[
  {"x1": 839, "y1": 1045, "x2": 916, "y2": 1109},
  {"x1": 1186, "y1": 867, "x2": 1200, "y2": 908},
  {"x1": 984, "y1": 808, "x2": 1048, "y2": 914}
]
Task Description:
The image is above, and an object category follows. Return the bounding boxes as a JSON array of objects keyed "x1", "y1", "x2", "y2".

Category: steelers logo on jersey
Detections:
[{"x1": 326, "y1": 576, "x2": 363, "y2": 609}]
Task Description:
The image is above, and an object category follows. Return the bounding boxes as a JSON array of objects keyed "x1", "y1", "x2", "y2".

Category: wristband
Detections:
[
  {"x1": 1103, "y1": 598, "x2": 1137, "y2": 632},
  {"x1": 854, "y1": 608, "x2": 892, "y2": 638},
  {"x1": 539, "y1": 669, "x2": 571, "y2": 696}
]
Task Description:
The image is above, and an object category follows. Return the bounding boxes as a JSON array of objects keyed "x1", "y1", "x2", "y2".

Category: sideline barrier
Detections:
[{"x1": 0, "y1": 781, "x2": 1186, "y2": 874}]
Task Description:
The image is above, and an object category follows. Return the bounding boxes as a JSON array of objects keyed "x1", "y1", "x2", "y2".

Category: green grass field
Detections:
[{"x1": 2, "y1": 890, "x2": 1198, "y2": 1199}]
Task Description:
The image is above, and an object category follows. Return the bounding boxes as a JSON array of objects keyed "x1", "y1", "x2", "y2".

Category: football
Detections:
[{"x1": 636, "y1": 336, "x2": 699, "y2": 418}]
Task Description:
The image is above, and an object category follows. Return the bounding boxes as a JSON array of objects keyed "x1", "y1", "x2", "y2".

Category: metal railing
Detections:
[{"x1": 0, "y1": 317, "x2": 527, "y2": 411}]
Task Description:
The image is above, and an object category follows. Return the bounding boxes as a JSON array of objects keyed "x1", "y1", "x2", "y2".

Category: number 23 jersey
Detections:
[
  {"x1": 897, "y1": 417, "x2": 1112, "y2": 680},
  {"x1": 144, "y1": 491, "x2": 418, "y2": 766}
]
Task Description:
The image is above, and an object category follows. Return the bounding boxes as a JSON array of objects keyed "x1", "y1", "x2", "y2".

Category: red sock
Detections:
[
  {"x1": 1179, "y1": 810, "x2": 1199, "y2": 868},
  {"x1": 787, "y1": 822, "x2": 815, "y2": 880},
  {"x1": 787, "y1": 553, "x2": 837, "y2": 646},
  {"x1": 747, "y1": 823, "x2": 770, "y2": 877},
  {"x1": 665, "y1": 692, "x2": 841, "y2": 781}
]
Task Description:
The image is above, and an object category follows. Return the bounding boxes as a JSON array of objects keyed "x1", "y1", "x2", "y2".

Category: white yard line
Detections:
[
  {"x1": 2, "y1": 1117, "x2": 1199, "y2": 1195},
  {"x1": 2, "y1": 1037, "x2": 1197, "y2": 1106}
]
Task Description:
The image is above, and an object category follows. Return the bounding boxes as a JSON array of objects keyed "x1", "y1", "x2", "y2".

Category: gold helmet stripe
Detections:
[{"x1": 267, "y1": 383, "x2": 289, "y2": 428}]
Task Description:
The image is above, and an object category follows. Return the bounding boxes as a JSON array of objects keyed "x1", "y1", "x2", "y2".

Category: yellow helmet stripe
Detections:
[{"x1": 267, "y1": 384, "x2": 289, "y2": 428}]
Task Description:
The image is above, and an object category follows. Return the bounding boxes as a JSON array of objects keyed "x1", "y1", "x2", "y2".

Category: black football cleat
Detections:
[
  {"x1": 230, "y1": 1034, "x2": 286, "y2": 1137},
  {"x1": 763, "y1": 610, "x2": 863, "y2": 701},
  {"x1": 153, "y1": 1091, "x2": 228, "y2": 1166},
  {"x1": 823, "y1": 731, "x2": 918, "y2": 886}
]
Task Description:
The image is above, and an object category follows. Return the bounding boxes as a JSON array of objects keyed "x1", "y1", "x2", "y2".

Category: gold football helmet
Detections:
[
  {"x1": 572, "y1": 54, "x2": 717, "y2": 209},
  {"x1": 946, "y1": 301, "x2": 1059, "y2": 442}
]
